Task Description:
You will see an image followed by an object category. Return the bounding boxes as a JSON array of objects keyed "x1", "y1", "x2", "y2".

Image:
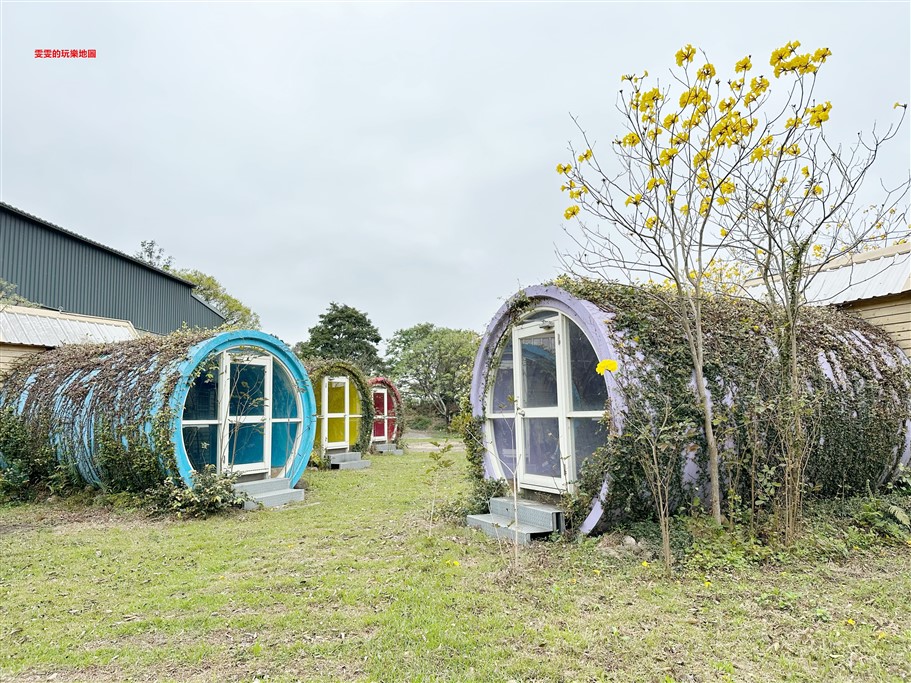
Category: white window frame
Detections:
[
  {"x1": 486, "y1": 310, "x2": 605, "y2": 495},
  {"x1": 370, "y1": 387, "x2": 398, "y2": 444},
  {"x1": 181, "y1": 351, "x2": 304, "y2": 478},
  {"x1": 321, "y1": 375, "x2": 362, "y2": 451}
]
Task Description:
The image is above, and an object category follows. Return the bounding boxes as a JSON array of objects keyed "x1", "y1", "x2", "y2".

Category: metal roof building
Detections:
[{"x1": 0, "y1": 202, "x2": 225, "y2": 335}]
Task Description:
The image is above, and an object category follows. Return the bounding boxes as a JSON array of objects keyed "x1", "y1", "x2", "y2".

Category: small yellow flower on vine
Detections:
[
  {"x1": 621, "y1": 132, "x2": 641, "y2": 147},
  {"x1": 625, "y1": 193, "x2": 643, "y2": 207},
  {"x1": 735, "y1": 56, "x2": 752, "y2": 73},
  {"x1": 696, "y1": 63, "x2": 716, "y2": 82},
  {"x1": 675, "y1": 44, "x2": 696, "y2": 67},
  {"x1": 659, "y1": 147, "x2": 680, "y2": 166},
  {"x1": 564, "y1": 205, "x2": 581, "y2": 220},
  {"x1": 720, "y1": 228, "x2": 728, "y2": 237},
  {"x1": 596, "y1": 359, "x2": 619, "y2": 375}
]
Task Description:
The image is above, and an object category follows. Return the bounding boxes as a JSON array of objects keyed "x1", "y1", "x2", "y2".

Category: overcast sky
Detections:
[{"x1": 2, "y1": 1, "x2": 909, "y2": 348}]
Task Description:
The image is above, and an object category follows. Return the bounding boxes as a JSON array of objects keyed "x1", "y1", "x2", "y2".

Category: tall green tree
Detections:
[
  {"x1": 387, "y1": 324, "x2": 480, "y2": 425},
  {"x1": 133, "y1": 241, "x2": 260, "y2": 329},
  {"x1": 294, "y1": 303, "x2": 384, "y2": 374}
]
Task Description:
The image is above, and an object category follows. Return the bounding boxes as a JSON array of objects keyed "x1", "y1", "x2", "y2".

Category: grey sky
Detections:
[{"x1": 2, "y1": 1, "x2": 908, "y2": 348}]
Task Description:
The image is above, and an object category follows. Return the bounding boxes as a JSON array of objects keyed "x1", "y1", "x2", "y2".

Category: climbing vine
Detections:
[
  {"x1": 301, "y1": 358, "x2": 376, "y2": 464},
  {"x1": 473, "y1": 278, "x2": 911, "y2": 530}
]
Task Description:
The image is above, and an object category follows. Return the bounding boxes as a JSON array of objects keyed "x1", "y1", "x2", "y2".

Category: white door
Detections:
[
  {"x1": 512, "y1": 320, "x2": 568, "y2": 492},
  {"x1": 221, "y1": 354, "x2": 272, "y2": 475}
]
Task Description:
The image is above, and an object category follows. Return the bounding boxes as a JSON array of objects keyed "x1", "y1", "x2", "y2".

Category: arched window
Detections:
[{"x1": 486, "y1": 310, "x2": 608, "y2": 493}]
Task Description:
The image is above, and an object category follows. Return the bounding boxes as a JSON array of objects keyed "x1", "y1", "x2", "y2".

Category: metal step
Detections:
[
  {"x1": 242, "y1": 488, "x2": 305, "y2": 510},
  {"x1": 234, "y1": 477, "x2": 293, "y2": 496},
  {"x1": 489, "y1": 497, "x2": 565, "y2": 533},
  {"x1": 466, "y1": 513, "x2": 553, "y2": 545},
  {"x1": 336, "y1": 459, "x2": 371, "y2": 470},
  {"x1": 329, "y1": 452, "x2": 363, "y2": 465}
]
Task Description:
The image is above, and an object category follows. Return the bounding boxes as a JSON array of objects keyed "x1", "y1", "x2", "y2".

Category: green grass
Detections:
[{"x1": 1, "y1": 442, "x2": 910, "y2": 682}]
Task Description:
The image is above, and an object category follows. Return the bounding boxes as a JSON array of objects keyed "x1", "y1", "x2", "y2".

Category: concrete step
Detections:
[
  {"x1": 242, "y1": 488, "x2": 305, "y2": 510},
  {"x1": 489, "y1": 497, "x2": 565, "y2": 533},
  {"x1": 329, "y1": 452, "x2": 362, "y2": 465},
  {"x1": 234, "y1": 477, "x2": 293, "y2": 497},
  {"x1": 466, "y1": 513, "x2": 553, "y2": 545},
  {"x1": 375, "y1": 443, "x2": 402, "y2": 453},
  {"x1": 375, "y1": 447, "x2": 404, "y2": 455},
  {"x1": 336, "y1": 459, "x2": 371, "y2": 470}
]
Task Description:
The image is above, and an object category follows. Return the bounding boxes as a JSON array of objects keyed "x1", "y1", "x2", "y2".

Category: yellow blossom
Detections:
[
  {"x1": 564, "y1": 205, "x2": 580, "y2": 220},
  {"x1": 696, "y1": 63, "x2": 716, "y2": 82},
  {"x1": 645, "y1": 215, "x2": 657, "y2": 230},
  {"x1": 813, "y1": 185, "x2": 823, "y2": 196},
  {"x1": 716, "y1": 196, "x2": 728, "y2": 206},
  {"x1": 693, "y1": 150, "x2": 710, "y2": 167},
  {"x1": 813, "y1": 47, "x2": 832, "y2": 63},
  {"x1": 596, "y1": 359, "x2": 619, "y2": 375},
  {"x1": 846, "y1": 618, "x2": 856, "y2": 626},
  {"x1": 786, "y1": 116, "x2": 802, "y2": 128},
  {"x1": 556, "y1": 163, "x2": 572, "y2": 175},
  {"x1": 641, "y1": 560, "x2": 650, "y2": 568},
  {"x1": 801, "y1": 166, "x2": 810, "y2": 177},
  {"x1": 730, "y1": 78, "x2": 745, "y2": 92},
  {"x1": 621, "y1": 132, "x2": 641, "y2": 147},
  {"x1": 806, "y1": 101, "x2": 833, "y2": 127},
  {"x1": 659, "y1": 147, "x2": 680, "y2": 166},
  {"x1": 646, "y1": 177, "x2": 666, "y2": 191},
  {"x1": 719, "y1": 179, "x2": 736, "y2": 194},
  {"x1": 720, "y1": 228, "x2": 728, "y2": 237},
  {"x1": 750, "y1": 146, "x2": 770, "y2": 163},
  {"x1": 735, "y1": 56, "x2": 752, "y2": 73},
  {"x1": 699, "y1": 197, "x2": 711, "y2": 216},
  {"x1": 625, "y1": 193, "x2": 643, "y2": 207},
  {"x1": 679, "y1": 204, "x2": 690, "y2": 214},
  {"x1": 577, "y1": 149, "x2": 593, "y2": 162},
  {"x1": 638, "y1": 88, "x2": 664, "y2": 114},
  {"x1": 666, "y1": 190, "x2": 677, "y2": 203},
  {"x1": 663, "y1": 113, "x2": 679, "y2": 128},
  {"x1": 675, "y1": 44, "x2": 696, "y2": 66},
  {"x1": 812, "y1": 244, "x2": 824, "y2": 258}
]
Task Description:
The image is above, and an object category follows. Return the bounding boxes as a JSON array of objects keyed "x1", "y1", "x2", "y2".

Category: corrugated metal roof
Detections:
[
  {"x1": 0, "y1": 306, "x2": 138, "y2": 347},
  {"x1": 805, "y1": 247, "x2": 910, "y2": 305}
]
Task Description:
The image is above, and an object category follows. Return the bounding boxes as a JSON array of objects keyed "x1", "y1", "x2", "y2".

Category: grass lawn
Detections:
[{"x1": 1, "y1": 439, "x2": 910, "y2": 682}]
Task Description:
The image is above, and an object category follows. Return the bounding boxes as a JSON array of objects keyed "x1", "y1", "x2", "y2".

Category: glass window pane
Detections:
[
  {"x1": 523, "y1": 417, "x2": 562, "y2": 477},
  {"x1": 183, "y1": 424, "x2": 219, "y2": 470},
  {"x1": 271, "y1": 422, "x2": 299, "y2": 469},
  {"x1": 521, "y1": 334, "x2": 558, "y2": 408},
  {"x1": 273, "y1": 363, "x2": 299, "y2": 419},
  {"x1": 572, "y1": 417, "x2": 608, "y2": 479},
  {"x1": 230, "y1": 363, "x2": 266, "y2": 417},
  {"x1": 327, "y1": 417, "x2": 345, "y2": 444},
  {"x1": 491, "y1": 345, "x2": 515, "y2": 414},
  {"x1": 348, "y1": 385, "x2": 361, "y2": 415},
  {"x1": 569, "y1": 320, "x2": 610, "y2": 412},
  {"x1": 492, "y1": 418, "x2": 516, "y2": 477},
  {"x1": 228, "y1": 423, "x2": 265, "y2": 466},
  {"x1": 327, "y1": 380, "x2": 346, "y2": 414},
  {"x1": 523, "y1": 310, "x2": 558, "y2": 322},
  {"x1": 349, "y1": 417, "x2": 361, "y2": 445},
  {"x1": 183, "y1": 363, "x2": 218, "y2": 421}
]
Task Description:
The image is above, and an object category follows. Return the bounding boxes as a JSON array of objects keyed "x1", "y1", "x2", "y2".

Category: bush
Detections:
[
  {"x1": 0, "y1": 407, "x2": 57, "y2": 501},
  {"x1": 148, "y1": 466, "x2": 248, "y2": 518}
]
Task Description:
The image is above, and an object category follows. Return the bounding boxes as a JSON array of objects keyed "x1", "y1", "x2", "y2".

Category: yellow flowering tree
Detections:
[{"x1": 559, "y1": 41, "x2": 908, "y2": 536}]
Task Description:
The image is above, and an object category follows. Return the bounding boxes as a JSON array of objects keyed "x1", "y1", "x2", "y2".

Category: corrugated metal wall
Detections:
[{"x1": 0, "y1": 205, "x2": 225, "y2": 335}]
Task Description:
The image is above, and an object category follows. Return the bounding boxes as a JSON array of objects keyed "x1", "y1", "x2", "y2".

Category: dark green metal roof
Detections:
[{"x1": 0, "y1": 202, "x2": 226, "y2": 335}]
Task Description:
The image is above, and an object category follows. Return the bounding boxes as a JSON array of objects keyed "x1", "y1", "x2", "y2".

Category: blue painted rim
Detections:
[{"x1": 167, "y1": 330, "x2": 316, "y2": 488}]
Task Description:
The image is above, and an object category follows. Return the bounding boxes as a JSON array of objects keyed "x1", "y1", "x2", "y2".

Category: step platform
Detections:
[
  {"x1": 467, "y1": 496, "x2": 565, "y2": 545},
  {"x1": 328, "y1": 451, "x2": 371, "y2": 470},
  {"x1": 234, "y1": 477, "x2": 304, "y2": 510}
]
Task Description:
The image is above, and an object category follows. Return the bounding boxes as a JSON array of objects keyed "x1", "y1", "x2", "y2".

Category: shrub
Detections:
[{"x1": 148, "y1": 465, "x2": 247, "y2": 518}]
